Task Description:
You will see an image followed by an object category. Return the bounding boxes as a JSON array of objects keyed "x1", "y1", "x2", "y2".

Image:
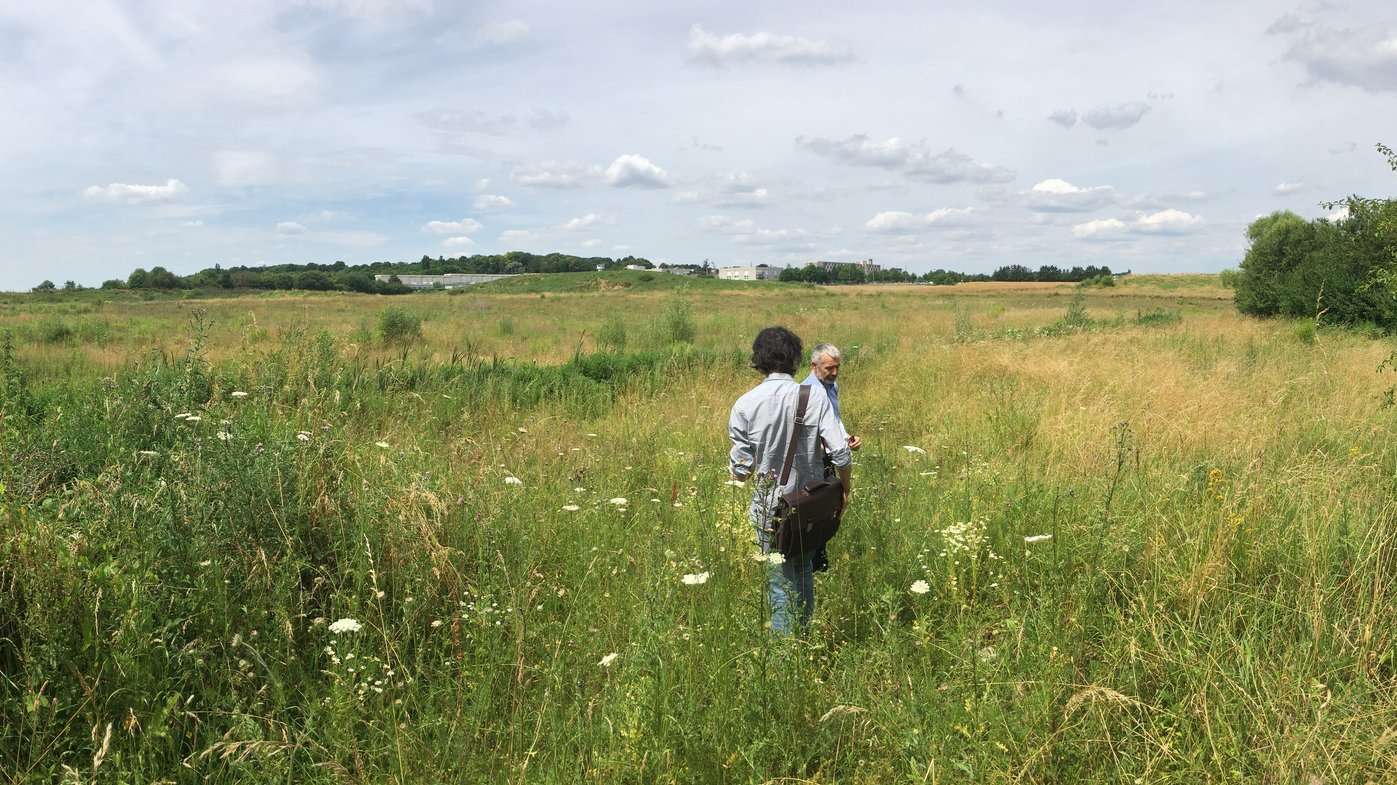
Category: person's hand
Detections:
[{"x1": 847, "y1": 435, "x2": 862, "y2": 451}]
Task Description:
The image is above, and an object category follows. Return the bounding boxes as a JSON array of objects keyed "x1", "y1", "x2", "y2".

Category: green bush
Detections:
[
  {"x1": 1292, "y1": 320, "x2": 1318, "y2": 344},
  {"x1": 661, "y1": 292, "x2": 696, "y2": 344},
  {"x1": 597, "y1": 313, "x2": 628, "y2": 351},
  {"x1": 377, "y1": 307, "x2": 423, "y2": 344}
]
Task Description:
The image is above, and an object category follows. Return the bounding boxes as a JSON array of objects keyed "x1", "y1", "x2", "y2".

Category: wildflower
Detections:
[
  {"x1": 137, "y1": 450, "x2": 159, "y2": 456},
  {"x1": 598, "y1": 652, "x2": 619, "y2": 667},
  {"x1": 175, "y1": 412, "x2": 191, "y2": 419},
  {"x1": 185, "y1": 415, "x2": 202, "y2": 423},
  {"x1": 504, "y1": 476, "x2": 524, "y2": 485},
  {"x1": 574, "y1": 487, "x2": 586, "y2": 492},
  {"x1": 909, "y1": 579, "x2": 931, "y2": 595},
  {"x1": 216, "y1": 431, "x2": 232, "y2": 442},
  {"x1": 724, "y1": 479, "x2": 745, "y2": 487},
  {"x1": 681, "y1": 572, "x2": 710, "y2": 585},
  {"x1": 230, "y1": 391, "x2": 249, "y2": 398},
  {"x1": 198, "y1": 559, "x2": 212, "y2": 567},
  {"x1": 902, "y1": 445, "x2": 926, "y2": 455},
  {"x1": 431, "y1": 619, "x2": 443, "y2": 628},
  {"x1": 328, "y1": 618, "x2": 362, "y2": 634},
  {"x1": 765, "y1": 552, "x2": 786, "y2": 565},
  {"x1": 608, "y1": 497, "x2": 628, "y2": 506},
  {"x1": 297, "y1": 432, "x2": 312, "y2": 442},
  {"x1": 517, "y1": 427, "x2": 528, "y2": 433},
  {"x1": 374, "y1": 441, "x2": 390, "y2": 449},
  {"x1": 977, "y1": 645, "x2": 998, "y2": 664},
  {"x1": 561, "y1": 504, "x2": 580, "y2": 512},
  {"x1": 1023, "y1": 534, "x2": 1053, "y2": 545}
]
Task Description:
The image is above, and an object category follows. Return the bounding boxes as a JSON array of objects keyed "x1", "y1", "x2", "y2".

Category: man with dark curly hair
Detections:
[{"x1": 728, "y1": 326, "x2": 852, "y2": 634}]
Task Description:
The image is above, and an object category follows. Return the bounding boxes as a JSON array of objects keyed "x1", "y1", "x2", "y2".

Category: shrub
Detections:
[
  {"x1": 597, "y1": 313, "x2": 628, "y2": 351},
  {"x1": 1292, "y1": 320, "x2": 1317, "y2": 344},
  {"x1": 661, "y1": 292, "x2": 696, "y2": 344},
  {"x1": 377, "y1": 307, "x2": 422, "y2": 344},
  {"x1": 37, "y1": 319, "x2": 74, "y2": 344}
]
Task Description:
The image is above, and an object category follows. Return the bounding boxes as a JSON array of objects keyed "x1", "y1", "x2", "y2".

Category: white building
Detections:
[
  {"x1": 717, "y1": 265, "x2": 783, "y2": 281},
  {"x1": 374, "y1": 273, "x2": 512, "y2": 289},
  {"x1": 808, "y1": 259, "x2": 880, "y2": 278}
]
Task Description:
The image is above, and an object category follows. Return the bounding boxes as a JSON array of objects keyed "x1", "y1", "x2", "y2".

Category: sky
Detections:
[{"x1": 2, "y1": 0, "x2": 1395, "y2": 291}]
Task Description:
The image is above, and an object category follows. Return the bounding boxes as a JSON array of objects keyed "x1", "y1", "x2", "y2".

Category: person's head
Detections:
[
  {"x1": 810, "y1": 343, "x2": 841, "y2": 384},
  {"x1": 750, "y1": 326, "x2": 803, "y2": 376}
]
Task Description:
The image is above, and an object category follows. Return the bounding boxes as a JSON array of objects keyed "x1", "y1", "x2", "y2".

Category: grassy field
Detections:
[{"x1": 2, "y1": 274, "x2": 1395, "y2": 783}]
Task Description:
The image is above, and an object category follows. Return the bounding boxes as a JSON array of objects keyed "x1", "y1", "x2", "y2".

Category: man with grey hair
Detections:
[
  {"x1": 802, "y1": 342, "x2": 860, "y2": 572},
  {"x1": 802, "y1": 343, "x2": 861, "y2": 452}
]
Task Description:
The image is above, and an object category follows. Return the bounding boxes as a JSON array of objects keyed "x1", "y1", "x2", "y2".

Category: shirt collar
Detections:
[{"x1": 765, "y1": 373, "x2": 794, "y2": 382}]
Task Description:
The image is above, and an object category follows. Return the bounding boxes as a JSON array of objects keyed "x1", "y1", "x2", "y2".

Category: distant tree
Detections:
[
  {"x1": 33, "y1": 280, "x2": 56, "y2": 292},
  {"x1": 62, "y1": 280, "x2": 78, "y2": 290},
  {"x1": 127, "y1": 268, "x2": 149, "y2": 288},
  {"x1": 100, "y1": 279, "x2": 127, "y2": 290},
  {"x1": 992, "y1": 264, "x2": 1034, "y2": 282},
  {"x1": 148, "y1": 266, "x2": 182, "y2": 289}
]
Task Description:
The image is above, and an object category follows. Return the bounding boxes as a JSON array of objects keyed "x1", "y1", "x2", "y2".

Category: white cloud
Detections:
[
  {"x1": 698, "y1": 215, "x2": 818, "y2": 250},
  {"x1": 687, "y1": 24, "x2": 854, "y2": 66},
  {"x1": 83, "y1": 179, "x2": 189, "y2": 204},
  {"x1": 1072, "y1": 218, "x2": 1127, "y2": 239},
  {"x1": 473, "y1": 194, "x2": 515, "y2": 210},
  {"x1": 1134, "y1": 208, "x2": 1203, "y2": 233},
  {"x1": 499, "y1": 213, "x2": 607, "y2": 245},
  {"x1": 443, "y1": 235, "x2": 476, "y2": 248},
  {"x1": 276, "y1": 221, "x2": 308, "y2": 236},
  {"x1": 799, "y1": 135, "x2": 1015, "y2": 184},
  {"x1": 511, "y1": 160, "x2": 603, "y2": 188},
  {"x1": 416, "y1": 110, "x2": 517, "y2": 135},
  {"x1": 865, "y1": 207, "x2": 976, "y2": 232},
  {"x1": 1281, "y1": 24, "x2": 1397, "y2": 93},
  {"x1": 424, "y1": 218, "x2": 483, "y2": 234},
  {"x1": 1081, "y1": 102, "x2": 1152, "y2": 130},
  {"x1": 1327, "y1": 204, "x2": 1351, "y2": 222},
  {"x1": 1073, "y1": 208, "x2": 1203, "y2": 239},
  {"x1": 675, "y1": 170, "x2": 771, "y2": 207},
  {"x1": 1047, "y1": 108, "x2": 1078, "y2": 128},
  {"x1": 606, "y1": 154, "x2": 670, "y2": 188},
  {"x1": 1023, "y1": 179, "x2": 1117, "y2": 212},
  {"x1": 1273, "y1": 181, "x2": 1305, "y2": 195}
]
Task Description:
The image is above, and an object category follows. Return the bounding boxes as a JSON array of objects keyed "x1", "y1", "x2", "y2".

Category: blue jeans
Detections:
[{"x1": 756, "y1": 525, "x2": 815, "y2": 635}]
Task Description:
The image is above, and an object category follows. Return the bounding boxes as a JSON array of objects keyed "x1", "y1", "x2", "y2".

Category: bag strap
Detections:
[{"x1": 778, "y1": 385, "x2": 811, "y2": 487}]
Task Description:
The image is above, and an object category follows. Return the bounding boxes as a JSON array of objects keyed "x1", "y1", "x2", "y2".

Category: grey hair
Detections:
[{"x1": 810, "y1": 343, "x2": 841, "y2": 363}]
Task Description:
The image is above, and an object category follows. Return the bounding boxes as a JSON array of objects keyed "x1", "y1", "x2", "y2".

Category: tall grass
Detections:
[{"x1": 1, "y1": 281, "x2": 1395, "y2": 782}]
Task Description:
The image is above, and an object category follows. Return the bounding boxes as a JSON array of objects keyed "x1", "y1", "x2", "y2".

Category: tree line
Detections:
[
  {"x1": 34, "y1": 254, "x2": 1116, "y2": 294},
  {"x1": 1234, "y1": 143, "x2": 1397, "y2": 328}
]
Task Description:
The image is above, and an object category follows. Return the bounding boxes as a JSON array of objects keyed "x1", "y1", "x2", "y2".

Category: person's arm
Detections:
[{"x1": 728, "y1": 406, "x2": 754, "y2": 482}]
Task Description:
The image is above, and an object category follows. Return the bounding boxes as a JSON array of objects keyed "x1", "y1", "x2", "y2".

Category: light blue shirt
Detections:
[
  {"x1": 802, "y1": 372, "x2": 848, "y2": 440},
  {"x1": 729, "y1": 373, "x2": 851, "y2": 493}
]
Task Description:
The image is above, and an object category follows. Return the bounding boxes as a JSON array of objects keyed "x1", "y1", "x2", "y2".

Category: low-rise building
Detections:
[
  {"x1": 717, "y1": 265, "x2": 783, "y2": 281},
  {"x1": 374, "y1": 273, "x2": 512, "y2": 289}
]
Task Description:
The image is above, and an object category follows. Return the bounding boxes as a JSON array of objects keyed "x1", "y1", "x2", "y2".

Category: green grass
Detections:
[{"x1": 1, "y1": 280, "x2": 1395, "y2": 783}]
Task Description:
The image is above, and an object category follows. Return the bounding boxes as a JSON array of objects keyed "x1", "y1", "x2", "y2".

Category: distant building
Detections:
[
  {"x1": 624, "y1": 264, "x2": 650, "y2": 271},
  {"x1": 374, "y1": 273, "x2": 511, "y2": 289},
  {"x1": 718, "y1": 265, "x2": 783, "y2": 281},
  {"x1": 808, "y1": 259, "x2": 880, "y2": 279}
]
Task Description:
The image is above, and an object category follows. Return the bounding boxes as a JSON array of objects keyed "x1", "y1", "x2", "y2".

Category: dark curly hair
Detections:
[{"x1": 750, "y1": 326, "x2": 802, "y2": 375}]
